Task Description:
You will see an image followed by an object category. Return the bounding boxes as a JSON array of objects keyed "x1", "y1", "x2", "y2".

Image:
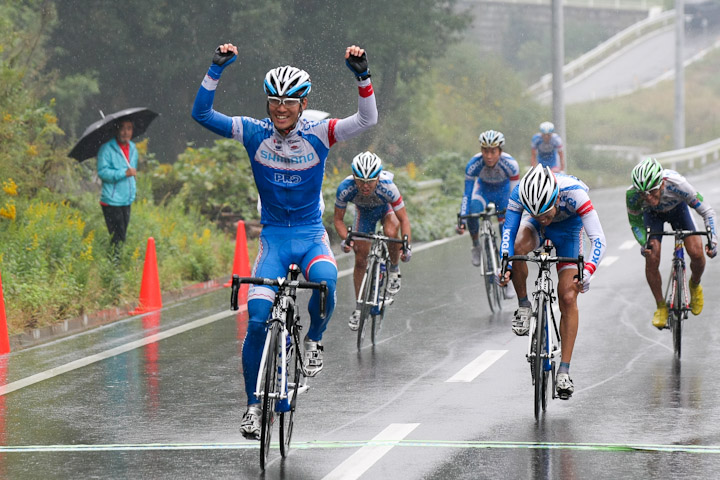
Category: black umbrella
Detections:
[{"x1": 68, "y1": 107, "x2": 159, "y2": 161}]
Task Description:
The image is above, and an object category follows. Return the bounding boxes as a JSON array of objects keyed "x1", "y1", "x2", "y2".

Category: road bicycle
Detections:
[
  {"x1": 231, "y1": 265, "x2": 328, "y2": 469},
  {"x1": 346, "y1": 228, "x2": 408, "y2": 349},
  {"x1": 502, "y1": 240, "x2": 584, "y2": 419},
  {"x1": 458, "y1": 202, "x2": 506, "y2": 312},
  {"x1": 645, "y1": 227, "x2": 713, "y2": 358}
]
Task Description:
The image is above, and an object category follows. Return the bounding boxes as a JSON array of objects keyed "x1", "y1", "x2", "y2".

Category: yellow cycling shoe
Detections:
[
  {"x1": 689, "y1": 281, "x2": 704, "y2": 316},
  {"x1": 652, "y1": 303, "x2": 668, "y2": 329}
]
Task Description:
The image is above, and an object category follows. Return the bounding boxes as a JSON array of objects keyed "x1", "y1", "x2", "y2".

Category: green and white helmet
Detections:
[{"x1": 631, "y1": 157, "x2": 664, "y2": 192}]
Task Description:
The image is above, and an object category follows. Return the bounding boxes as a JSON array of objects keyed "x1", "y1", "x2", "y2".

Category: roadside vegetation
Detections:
[{"x1": 1, "y1": 1, "x2": 718, "y2": 334}]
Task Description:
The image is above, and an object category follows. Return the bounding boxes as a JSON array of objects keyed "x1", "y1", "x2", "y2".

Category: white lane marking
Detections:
[
  {"x1": 321, "y1": 423, "x2": 420, "y2": 480},
  {"x1": 619, "y1": 240, "x2": 636, "y2": 250},
  {"x1": 600, "y1": 255, "x2": 619, "y2": 267},
  {"x1": 446, "y1": 350, "x2": 507, "y2": 382},
  {"x1": 0, "y1": 309, "x2": 237, "y2": 396}
]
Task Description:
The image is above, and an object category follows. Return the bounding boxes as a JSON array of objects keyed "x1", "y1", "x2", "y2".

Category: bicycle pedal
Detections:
[{"x1": 557, "y1": 392, "x2": 572, "y2": 401}]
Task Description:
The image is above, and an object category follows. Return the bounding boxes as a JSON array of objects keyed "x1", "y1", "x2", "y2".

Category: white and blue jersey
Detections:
[
  {"x1": 460, "y1": 152, "x2": 519, "y2": 235},
  {"x1": 502, "y1": 173, "x2": 606, "y2": 275},
  {"x1": 531, "y1": 133, "x2": 563, "y2": 169},
  {"x1": 335, "y1": 171, "x2": 404, "y2": 233},
  {"x1": 192, "y1": 63, "x2": 377, "y2": 405}
]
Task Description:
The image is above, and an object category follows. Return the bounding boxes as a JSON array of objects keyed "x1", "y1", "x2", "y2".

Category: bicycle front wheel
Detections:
[
  {"x1": 672, "y1": 266, "x2": 685, "y2": 358},
  {"x1": 533, "y1": 297, "x2": 547, "y2": 420},
  {"x1": 371, "y1": 276, "x2": 389, "y2": 345},
  {"x1": 260, "y1": 329, "x2": 279, "y2": 469},
  {"x1": 482, "y1": 234, "x2": 502, "y2": 312},
  {"x1": 280, "y1": 329, "x2": 300, "y2": 457},
  {"x1": 357, "y1": 259, "x2": 377, "y2": 349}
]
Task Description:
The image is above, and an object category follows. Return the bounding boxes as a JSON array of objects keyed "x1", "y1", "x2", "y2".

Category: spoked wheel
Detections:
[
  {"x1": 260, "y1": 331, "x2": 279, "y2": 469},
  {"x1": 483, "y1": 235, "x2": 502, "y2": 312},
  {"x1": 279, "y1": 332, "x2": 301, "y2": 457},
  {"x1": 533, "y1": 300, "x2": 546, "y2": 420},
  {"x1": 671, "y1": 311, "x2": 683, "y2": 358},
  {"x1": 357, "y1": 259, "x2": 376, "y2": 350},
  {"x1": 371, "y1": 271, "x2": 390, "y2": 345}
]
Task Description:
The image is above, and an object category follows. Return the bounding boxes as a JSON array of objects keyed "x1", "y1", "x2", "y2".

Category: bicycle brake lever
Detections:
[
  {"x1": 230, "y1": 274, "x2": 240, "y2": 310},
  {"x1": 319, "y1": 281, "x2": 328, "y2": 319}
]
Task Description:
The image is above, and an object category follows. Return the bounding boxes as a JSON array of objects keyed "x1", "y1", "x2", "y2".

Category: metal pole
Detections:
[
  {"x1": 674, "y1": 2, "x2": 685, "y2": 149},
  {"x1": 552, "y1": 0, "x2": 566, "y2": 167}
]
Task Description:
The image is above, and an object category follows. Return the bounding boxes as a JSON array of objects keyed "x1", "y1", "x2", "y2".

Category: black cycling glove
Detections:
[{"x1": 345, "y1": 52, "x2": 371, "y2": 81}]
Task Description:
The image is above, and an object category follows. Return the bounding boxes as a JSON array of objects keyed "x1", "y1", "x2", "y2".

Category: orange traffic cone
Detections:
[
  {"x1": 0, "y1": 271, "x2": 9, "y2": 354},
  {"x1": 130, "y1": 237, "x2": 162, "y2": 315},
  {"x1": 224, "y1": 220, "x2": 251, "y2": 285}
]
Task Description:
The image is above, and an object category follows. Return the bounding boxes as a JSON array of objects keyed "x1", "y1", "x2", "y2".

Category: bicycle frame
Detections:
[
  {"x1": 347, "y1": 228, "x2": 408, "y2": 347},
  {"x1": 502, "y1": 240, "x2": 584, "y2": 417},
  {"x1": 458, "y1": 203, "x2": 506, "y2": 312},
  {"x1": 645, "y1": 227, "x2": 713, "y2": 357}
]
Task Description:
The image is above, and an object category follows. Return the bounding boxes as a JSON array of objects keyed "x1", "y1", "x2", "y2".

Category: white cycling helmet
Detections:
[
  {"x1": 539, "y1": 121, "x2": 554, "y2": 134},
  {"x1": 631, "y1": 157, "x2": 664, "y2": 192},
  {"x1": 351, "y1": 151, "x2": 383, "y2": 180},
  {"x1": 518, "y1": 164, "x2": 559, "y2": 216},
  {"x1": 264, "y1": 66, "x2": 312, "y2": 98},
  {"x1": 479, "y1": 130, "x2": 505, "y2": 148}
]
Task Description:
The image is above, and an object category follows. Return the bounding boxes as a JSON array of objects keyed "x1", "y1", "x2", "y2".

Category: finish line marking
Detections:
[
  {"x1": 446, "y1": 350, "x2": 507, "y2": 382},
  {"x1": 322, "y1": 423, "x2": 420, "y2": 480},
  {"x1": 0, "y1": 309, "x2": 238, "y2": 396},
  {"x1": 2, "y1": 439, "x2": 720, "y2": 454}
]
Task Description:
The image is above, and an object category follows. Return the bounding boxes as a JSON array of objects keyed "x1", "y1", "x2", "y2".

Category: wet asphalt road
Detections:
[{"x1": 2, "y1": 169, "x2": 720, "y2": 479}]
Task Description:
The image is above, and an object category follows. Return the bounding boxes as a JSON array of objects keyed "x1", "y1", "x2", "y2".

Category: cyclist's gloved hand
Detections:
[
  {"x1": 340, "y1": 238, "x2": 353, "y2": 253},
  {"x1": 401, "y1": 245, "x2": 412, "y2": 263},
  {"x1": 455, "y1": 222, "x2": 465, "y2": 235},
  {"x1": 575, "y1": 268, "x2": 593, "y2": 293},
  {"x1": 640, "y1": 245, "x2": 651, "y2": 257},
  {"x1": 708, "y1": 241, "x2": 718, "y2": 258},
  {"x1": 208, "y1": 44, "x2": 237, "y2": 79},
  {"x1": 345, "y1": 47, "x2": 371, "y2": 80}
]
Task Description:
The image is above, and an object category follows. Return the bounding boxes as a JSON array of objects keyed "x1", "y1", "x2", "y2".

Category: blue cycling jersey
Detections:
[{"x1": 531, "y1": 133, "x2": 563, "y2": 169}]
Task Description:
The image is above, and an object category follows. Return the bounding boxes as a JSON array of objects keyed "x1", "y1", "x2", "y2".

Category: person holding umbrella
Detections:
[
  {"x1": 97, "y1": 119, "x2": 137, "y2": 252},
  {"x1": 69, "y1": 107, "x2": 158, "y2": 254},
  {"x1": 192, "y1": 42, "x2": 377, "y2": 440}
]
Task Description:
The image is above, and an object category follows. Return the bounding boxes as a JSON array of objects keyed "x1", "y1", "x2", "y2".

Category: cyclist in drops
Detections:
[
  {"x1": 626, "y1": 157, "x2": 717, "y2": 329},
  {"x1": 457, "y1": 130, "x2": 519, "y2": 297},
  {"x1": 531, "y1": 121, "x2": 565, "y2": 173},
  {"x1": 333, "y1": 151, "x2": 412, "y2": 331},
  {"x1": 192, "y1": 42, "x2": 377, "y2": 440},
  {"x1": 499, "y1": 165, "x2": 606, "y2": 399}
]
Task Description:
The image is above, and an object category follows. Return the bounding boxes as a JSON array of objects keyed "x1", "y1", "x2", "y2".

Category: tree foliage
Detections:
[{"x1": 46, "y1": 0, "x2": 469, "y2": 163}]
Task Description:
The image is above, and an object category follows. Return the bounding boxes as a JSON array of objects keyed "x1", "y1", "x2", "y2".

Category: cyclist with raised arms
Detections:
[
  {"x1": 531, "y1": 121, "x2": 565, "y2": 173},
  {"x1": 333, "y1": 151, "x2": 412, "y2": 330},
  {"x1": 627, "y1": 157, "x2": 717, "y2": 329},
  {"x1": 192, "y1": 43, "x2": 377, "y2": 440},
  {"x1": 499, "y1": 165, "x2": 606, "y2": 399},
  {"x1": 457, "y1": 130, "x2": 520, "y2": 280}
]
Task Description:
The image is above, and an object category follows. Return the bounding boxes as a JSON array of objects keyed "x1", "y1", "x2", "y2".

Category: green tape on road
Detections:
[{"x1": 2, "y1": 440, "x2": 720, "y2": 454}]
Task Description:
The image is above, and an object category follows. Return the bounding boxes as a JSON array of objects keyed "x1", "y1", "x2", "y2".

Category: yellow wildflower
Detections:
[
  {"x1": 136, "y1": 138, "x2": 148, "y2": 155},
  {"x1": 406, "y1": 162, "x2": 417, "y2": 180},
  {"x1": 2, "y1": 179, "x2": 17, "y2": 196},
  {"x1": 2, "y1": 114, "x2": 11, "y2": 123},
  {"x1": 0, "y1": 204, "x2": 16, "y2": 220},
  {"x1": 26, "y1": 145, "x2": 38, "y2": 156},
  {"x1": 43, "y1": 113, "x2": 58, "y2": 125}
]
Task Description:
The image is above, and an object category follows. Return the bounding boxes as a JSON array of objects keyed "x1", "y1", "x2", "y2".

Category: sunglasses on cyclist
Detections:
[
  {"x1": 353, "y1": 176, "x2": 377, "y2": 184},
  {"x1": 642, "y1": 185, "x2": 662, "y2": 196},
  {"x1": 267, "y1": 96, "x2": 303, "y2": 107}
]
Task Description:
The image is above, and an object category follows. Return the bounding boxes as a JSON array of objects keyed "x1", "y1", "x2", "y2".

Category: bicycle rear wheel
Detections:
[
  {"x1": 533, "y1": 298, "x2": 547, "y2": 420},
  {"x1": 260, "y1": 329, "x2": 279, "y2": 469},
  {"x1": 279, "y1": 329, "x2": 300, "y2": 457},
  {"x1": 482, "y1": 234, "x2": 502, "y2": 312},
  {"x1": 357, "y1": 259, "x2": 377, "y2": 349}
]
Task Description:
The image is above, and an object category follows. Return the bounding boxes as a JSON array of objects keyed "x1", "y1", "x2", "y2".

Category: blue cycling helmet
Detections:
[{"x1": 264, "y1": 66, "x2": 312, "y2": 98}]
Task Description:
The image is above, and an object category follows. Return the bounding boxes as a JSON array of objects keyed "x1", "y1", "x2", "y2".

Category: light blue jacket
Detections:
[{"x1": 97, "y1": 138, "x2": 137, "y2": 206}]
